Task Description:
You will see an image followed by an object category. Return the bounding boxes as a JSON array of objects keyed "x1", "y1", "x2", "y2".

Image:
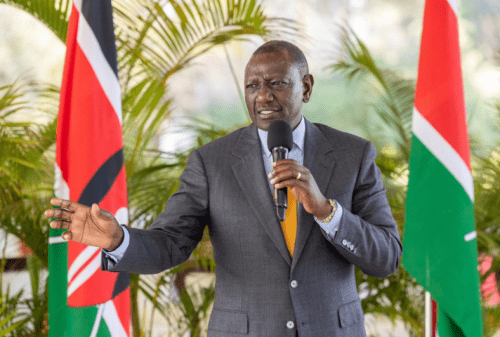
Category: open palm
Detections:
[{"x1": 45, "y1": 199, "x2": 123, "y2": 251}]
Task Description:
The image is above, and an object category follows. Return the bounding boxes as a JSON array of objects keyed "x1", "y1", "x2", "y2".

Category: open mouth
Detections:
[{"x1": 258, "y1": 110, "x2": 280, "y2": 117}]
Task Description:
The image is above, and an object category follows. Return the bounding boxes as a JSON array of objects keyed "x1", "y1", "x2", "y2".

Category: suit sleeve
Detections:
[
  {"x1": 102, "y1": 149, "x2": 209, "y2": 274},
  {"x1": 329, "y1": 141, "x2": 402, "y2": 278}
]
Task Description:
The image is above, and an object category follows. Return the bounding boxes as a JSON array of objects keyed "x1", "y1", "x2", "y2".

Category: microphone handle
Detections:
[{"x1": 272, "y1": 147, "x2": 289, "y2": 221}]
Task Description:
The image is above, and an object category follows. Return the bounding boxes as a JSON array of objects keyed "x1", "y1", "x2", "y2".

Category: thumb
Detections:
[{"x1": 91, "y1": 203, "x2": 100, "y2": 218}]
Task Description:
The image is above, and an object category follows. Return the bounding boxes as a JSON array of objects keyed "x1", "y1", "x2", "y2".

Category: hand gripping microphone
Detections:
[{"x1": 267, "y1": 120, "x2": 294, "y2": 222}]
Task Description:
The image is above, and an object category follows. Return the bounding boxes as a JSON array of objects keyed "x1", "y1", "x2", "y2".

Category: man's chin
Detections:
[
  {"x1": 253, "y1": 114, "x2": 283, "y2": 131},
  {"x1": 254, "y1": 119, "x2": 273, "y2": 131}
]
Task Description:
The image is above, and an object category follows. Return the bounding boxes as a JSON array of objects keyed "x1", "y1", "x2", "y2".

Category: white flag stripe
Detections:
[
  {"x1": 67, "y1": 251, "x2": 101, "y2": 297},
  {"x1": 114, "y1": 207, "x2": 129, "y2": 226},
  {"x1": 412, "y1": 108, "x2": 474, "y2": 201},
  {"x1": 54, "y1": 164, "x2": 70, "y2": 200},
  {"x1": 75, "y1": 5, "x2": 123, "y2": 125},
  {"x1": 446, "y1": 0, "x2": 458, "y2": 18},
  {"x1": 68, "y1": 245, "x2": 100, "y2": 282},
  {"x1": 103, "y1": 300, "x2": 128, "y2": 336},
  {"x1": 464, "y1": 231, "x2": 477, "y2": 242},
  {"x1": 73, "y1": 0, "x2": 82, "y2": 12},
  {"x1": 49, "y1": 236, "x2": 67, "y2": 245},
  {"x1": 90, "y1": 303, "x2": 106, "y2": 337}
]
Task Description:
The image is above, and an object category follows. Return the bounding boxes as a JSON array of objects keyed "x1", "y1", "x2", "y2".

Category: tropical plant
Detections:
[
  {"x1": 0, "y1": 80, "x2": 58, "y2": 266},
  {"x1": 0, "y1": 291, "x2": 30, "y2": 337},
  {"x1": 328, "y1": 25, "x2": 500, "y2": 336},
  {"x1": 0, "y1": 0, "x2": 297, "y2": 335},
  {"x1": 138, "y1": 266, "x2": 215, "y2": 337},
  {"x1": 0, "y1": 236, "x2": 31, "y2": 335},
  {"x1": 0, "y1": 79, "x2": 56, "y2": 335},
  {"x1": 11, "y1": 255, "x2": 49, "y2": 336},
  {"x1": 327, "y1": 25, "x2": 423, "y2": 336},
  {"x1": 473, "y1": 105, "x2": 500, "y2": 336}
]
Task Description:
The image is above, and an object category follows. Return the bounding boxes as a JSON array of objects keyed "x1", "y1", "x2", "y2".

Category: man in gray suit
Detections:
[{"x1": 46, "y1": 41, "x2": 402, "y2": 336}]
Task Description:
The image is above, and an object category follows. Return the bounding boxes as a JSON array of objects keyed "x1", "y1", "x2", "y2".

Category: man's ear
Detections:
[{"x1": 302, "y1": 74, "x2": 314, "y2": 103}]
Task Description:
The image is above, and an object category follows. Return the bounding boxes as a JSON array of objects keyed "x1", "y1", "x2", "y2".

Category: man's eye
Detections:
[
  {"x1": 272, "y1": 81, "x2": 284, "y2": 86},
  {"x1": 246, "y1": 84, "x2": 258, "y2": 89}
]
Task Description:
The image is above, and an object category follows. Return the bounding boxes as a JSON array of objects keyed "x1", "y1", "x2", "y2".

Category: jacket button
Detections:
[
  {"x1": 291, "y1": 280, "x2": 298, "y2": 288},
  {"x1": 350, "y1": 244, "x2": 355, "y2": 251},
  {"x1": 342, "y1": 239, "x2": 347, "y2": 245},
  {"x1": 286, "y1": 321, "x2": 295, "y2": 329}
]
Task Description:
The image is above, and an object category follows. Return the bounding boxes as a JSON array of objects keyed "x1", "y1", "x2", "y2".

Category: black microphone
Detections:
[{"x1": 267, "y1": 120, "x2": 294, "y2": 222}]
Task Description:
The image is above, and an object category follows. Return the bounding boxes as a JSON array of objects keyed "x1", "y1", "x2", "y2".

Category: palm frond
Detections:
[
  {"x1": 0, "y1": 79, "x2": 58, "y2": 267},
  {"x1": 0, "y1": 0, "x2": 71, "y2": 42},
  {"x1": 327, "y1": 25, "x2": 415, "y2": 159},
  {"x1": 0, "y1": 292, "x2": 30, "y2": 337},
  {"x1": 114, "y1": 0, "x2": 298, "y2": 84},
  {"x1": 127, "y1": 117, "x2": 240, "y2": 229}
]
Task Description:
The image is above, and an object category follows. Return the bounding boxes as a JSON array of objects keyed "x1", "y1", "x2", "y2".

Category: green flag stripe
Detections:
[
  {"x1": 49, "y1": 229, "x2": 113, "y2": 337},
  {"x1": 48, "y1": 228, "x2": 68, "y2": 337},
  {"x1": 413, "y1": 108, "x2": 474, "y2": 201},
  {"x1": 403, "y1": 136, "x2": 482, "y2": 337}
]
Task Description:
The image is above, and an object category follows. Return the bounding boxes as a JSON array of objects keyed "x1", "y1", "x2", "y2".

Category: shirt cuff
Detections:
[
  {"x1": 102, "y1": 225, "x2": 130, "y2": 267},
  {"x1": 315, "y1": 200, "x2": 343, "y2": 241}
]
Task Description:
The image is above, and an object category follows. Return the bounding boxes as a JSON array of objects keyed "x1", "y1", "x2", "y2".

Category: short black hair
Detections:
[{"x1": 252, "y1": 40, "x2": 309, "y2": 76}]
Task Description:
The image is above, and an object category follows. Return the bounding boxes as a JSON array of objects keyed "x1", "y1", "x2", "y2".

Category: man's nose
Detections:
[{"x1": 256, "y1": 87, "x2": 273, "y2": 103}]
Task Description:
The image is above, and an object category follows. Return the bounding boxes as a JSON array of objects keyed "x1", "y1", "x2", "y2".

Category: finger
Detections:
[
  {"x1": 50, "y1": 198, "x2": 78, "y2": 212},
  {"x1": 270, "y1": 167, "x2": 303, "y2": 185},
  {"x1": 62, "y1": 231, "x2": 72, "y2": 241},
  {"x1": 91, "y1": 203, "x2": 100, "y2": 216},
  {"x1": 45, "y1": 208, "x2": 74, "y2": 221},
  {"x1": 274, "y1": 178, "x2": 304, "y2": 190},
  {"x1": 270, "y1": 160, "x2": 302, "y2": 177},
  {"x1": 50, "y1": 220, "x2": 71, "y2": 230},
  {"x1": 271, "y1": 159, "x2": 298, "y2": 168}
]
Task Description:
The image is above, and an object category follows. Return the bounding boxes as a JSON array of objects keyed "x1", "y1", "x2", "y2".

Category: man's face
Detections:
[{"x1": 244, "y1": 51, "x2": 313, "y2": 131}]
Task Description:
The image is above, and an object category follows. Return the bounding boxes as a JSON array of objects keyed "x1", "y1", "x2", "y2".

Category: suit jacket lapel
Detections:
[
  {"x1": 231, "y1": 124, "x2": 292, "y2": 266},
  {"x1": 292, "y1": 119, "x2": 336, "y2": 272}
]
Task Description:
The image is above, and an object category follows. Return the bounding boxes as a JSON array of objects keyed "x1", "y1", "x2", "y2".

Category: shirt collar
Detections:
[{"x1": 257, "y1": 115, "x2": 306, "y2": 157}]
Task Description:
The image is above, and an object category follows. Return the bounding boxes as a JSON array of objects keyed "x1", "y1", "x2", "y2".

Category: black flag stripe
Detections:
[
  {"x1": 81, "y1": 0, "x2": 119, "y2": 76},
  {"x1": 78, "y1": 148, "x2": 124, "y2": 207}
]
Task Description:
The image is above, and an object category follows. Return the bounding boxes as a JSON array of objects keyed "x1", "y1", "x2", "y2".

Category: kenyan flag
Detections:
[
  {"x1": 49, "y1": 0, "x2": 130, "y2": 335},
  {"x1": 403, "y1": 0, "x2": 483, "y2": 336}
]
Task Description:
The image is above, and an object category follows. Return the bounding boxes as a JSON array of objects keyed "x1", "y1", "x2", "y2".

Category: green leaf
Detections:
[{"x1": 0, "y1": 0, "x2": 71, "y2": 42}]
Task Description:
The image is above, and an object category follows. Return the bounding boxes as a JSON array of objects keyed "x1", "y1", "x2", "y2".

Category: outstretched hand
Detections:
[{"x1": 45, "y1": 199, "x2": 124, "y2": 251}]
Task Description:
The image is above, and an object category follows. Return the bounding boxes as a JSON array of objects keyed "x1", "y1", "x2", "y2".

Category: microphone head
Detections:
[{"x1": 267, "y1": 120, "x2": 293, "y2": 151}]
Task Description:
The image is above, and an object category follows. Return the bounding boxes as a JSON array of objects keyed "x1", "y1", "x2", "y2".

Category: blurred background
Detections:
[{"x1": 0, "y1": 0, "x2": 499, "y2": 336}]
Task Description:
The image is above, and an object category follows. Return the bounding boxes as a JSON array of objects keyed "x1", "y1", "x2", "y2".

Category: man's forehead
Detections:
[
  {"x1": 245, "y1": 51, "x2": 298, "y2": 77},
  {"x1": 247, "y1": 49, "x2": 292, "y2": 66}
]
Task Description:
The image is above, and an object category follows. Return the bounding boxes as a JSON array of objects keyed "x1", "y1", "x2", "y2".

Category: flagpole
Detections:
[{"x1": 425, "y1": 291, "x2": 432, "y2": 337}]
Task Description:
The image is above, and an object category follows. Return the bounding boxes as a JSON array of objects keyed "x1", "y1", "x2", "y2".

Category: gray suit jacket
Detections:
[{"x1": 103, "y1": 118, "x2": 402, "y2": 337}]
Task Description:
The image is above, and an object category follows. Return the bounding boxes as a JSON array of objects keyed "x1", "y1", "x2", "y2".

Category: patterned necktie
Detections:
[{"x1": 281, "y1": 188, "x2": 297, "y2": 257}]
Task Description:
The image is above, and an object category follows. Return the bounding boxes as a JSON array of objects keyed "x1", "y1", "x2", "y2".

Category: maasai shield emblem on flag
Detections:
[
  {"x1": 403, "y1": 0, "x2": 483, "y2": 336},
  {"x1": 49, "y1": 0, "x2": 130, "y2": 335}
]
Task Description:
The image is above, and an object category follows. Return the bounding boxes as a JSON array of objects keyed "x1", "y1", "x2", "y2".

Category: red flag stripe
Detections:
[
  {"x1": 104, "y1": 290, "x2": 130, "y2": 335},
  {"x1": 67, "y1": 246, "x2": 100, "y2": 282},
  {"x1": 67, "y1": 251, "x2": 101, "y2": 299},
  {"x1": 413, "y1": 0, "x2": 470, "y2": 171},
  {"x1": 67, "y1": 173, "x2": 128, "y2": 305},
  {"x1": 55, "y1": 1, "x2": 129, "y2": 326},
  {"x1": 60, "y1": 44, "x2": 123, "y2": 200}
]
